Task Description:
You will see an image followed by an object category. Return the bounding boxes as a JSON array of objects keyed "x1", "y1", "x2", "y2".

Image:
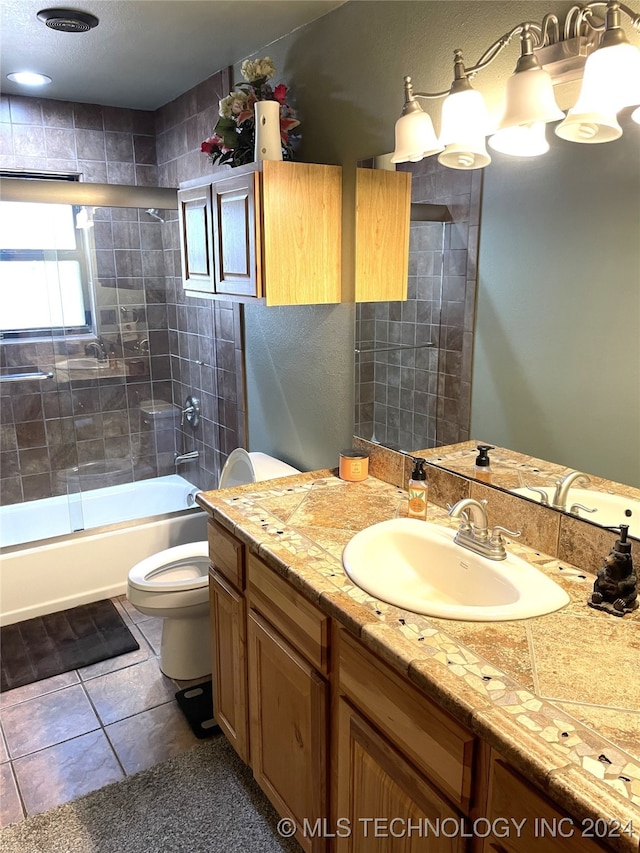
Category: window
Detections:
[{"x1": 0, "y1": 176, "x2": 94, "y2": 340}]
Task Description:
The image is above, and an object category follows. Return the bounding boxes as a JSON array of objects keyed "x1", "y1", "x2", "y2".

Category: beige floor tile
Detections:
[
  {"x1": 1, "y1": 683, "x2": 100, "y2": 759},
  {"x1": 77, "y1": 622, "x2": 154, "y2": 681},
  {"x1": 0, "y1": 762, "x2": 24, "y2": 827},
  {"x1": 0, "y1": 671, "x2": 79, "y2": 710},
  {"x1": 83, "y1": 657, "x2": 177, "y2": 725},
  {"x1": 13, "y1": 729, "x2": 123, "y2": 816},
  {"x1": 106, "y1": 700, "x2": 200, "y2": 775}
]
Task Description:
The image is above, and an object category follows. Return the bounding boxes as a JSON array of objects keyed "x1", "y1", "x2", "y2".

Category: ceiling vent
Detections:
[{"x1": 37, "y1": 8, "x2": 99, "y2": 33}]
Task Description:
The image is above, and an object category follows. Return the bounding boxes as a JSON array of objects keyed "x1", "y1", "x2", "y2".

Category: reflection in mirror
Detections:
[
  {"x1": 355, "y1": 114, "x2": 640, "y2": 524},
  {"x1": 355, "y1": 157, "x2": 483, "y2": 453}
]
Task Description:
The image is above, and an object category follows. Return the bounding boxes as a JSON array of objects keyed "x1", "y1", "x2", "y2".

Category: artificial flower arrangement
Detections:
[{"x1": 201, "y1": 57, "x2": 301, "y2": 168}]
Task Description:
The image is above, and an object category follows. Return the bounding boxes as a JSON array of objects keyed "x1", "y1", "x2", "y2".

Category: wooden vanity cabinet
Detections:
[
  {"x1": 482, "y1": 756, "x2": 613, "y2": 853},
  {"x1": 179, "y1": 161, "x2": 342, "y2": 305},
  {"x1": 247, "y1": 552, "x2": 330, "y2": 853},
  {"x1": 208, "y1": 520, "x2": 249, "y2": 762},
  {"x1": 335, "y1": 629, "x2": 474, "y2": 853}
]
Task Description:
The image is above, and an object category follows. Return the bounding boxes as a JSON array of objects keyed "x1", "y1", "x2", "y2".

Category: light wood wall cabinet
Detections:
[
  {"x1": 179, "y1": 161, "x2": 342, "y2": 305},
  {"x1": 354, "y1": 167, "x2": 411, "y2": 302}
]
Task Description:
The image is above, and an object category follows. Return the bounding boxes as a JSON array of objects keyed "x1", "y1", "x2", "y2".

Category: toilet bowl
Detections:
[{"x1": 126, "y1": 449, "x2": 300, "y2": 679}]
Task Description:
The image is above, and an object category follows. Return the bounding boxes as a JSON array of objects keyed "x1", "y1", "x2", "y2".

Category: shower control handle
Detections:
[{"x1": 181, "y1": 395, "x2": 200, "y2": 430}]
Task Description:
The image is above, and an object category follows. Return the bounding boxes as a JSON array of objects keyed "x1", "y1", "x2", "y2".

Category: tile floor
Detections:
[{"x1": 0, "y1": 595, "x2": 205, "y2": 827}]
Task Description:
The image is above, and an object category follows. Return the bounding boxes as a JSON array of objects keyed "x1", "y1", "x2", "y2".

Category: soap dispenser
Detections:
[
  {"x1": 475, "y1": 445, "x2": 494, "y2": 482},
  {"x1": 408, "y1": 457, "x2": 428, "y2": 520},
  {"x1": 588, "y1": 524, "x2": 638, "y2": 616}
]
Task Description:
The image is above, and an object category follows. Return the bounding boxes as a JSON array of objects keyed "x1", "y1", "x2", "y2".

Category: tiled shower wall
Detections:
[
  {"x1": 0, "y1": 73, "x2": 245, "y2": 505},
  {"x1": 355, "y1": 157, "x2": 482, "y2": 453},
  {"x1": 155, "y1": 67, "x2": 246, "y2": 491}
]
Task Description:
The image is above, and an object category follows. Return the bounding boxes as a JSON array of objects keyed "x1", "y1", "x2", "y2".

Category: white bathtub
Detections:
[{"x1": 0, "y1": 475, "x2": 208, "y2": 626}]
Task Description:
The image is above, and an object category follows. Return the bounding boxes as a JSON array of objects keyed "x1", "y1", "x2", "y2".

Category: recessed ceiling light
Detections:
[{"x1": 7, "y1": 71, "x2": 52, "y2": 86}]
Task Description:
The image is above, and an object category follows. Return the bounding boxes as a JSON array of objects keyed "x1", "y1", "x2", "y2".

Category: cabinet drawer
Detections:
[
  {"x1": 247, "y1": 553, "x2": 329, "y2": 674},
  {"x1": 208, "y1": 520, "x2": 244, "y2": 590},
  {"x1": 485, "y1": 758, "x2": 612, "y2": 853},
  {"x1": 338, "y1": 630, "x2": 475, "y2": 812}
]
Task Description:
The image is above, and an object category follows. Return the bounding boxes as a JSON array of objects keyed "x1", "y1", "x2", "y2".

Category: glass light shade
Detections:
[
  {"x1": 497, "y1": 68, "x2": 564, "y2": 129},
  {"x1": 390, "y1": 109, "x2": 442, "y2": 163},
  {"x1": 578, "y1": 42, "x2": 640, "y2": 111},
  {"x1": 555, "y1": 109, "x2": 622, "y2": 143},
  {"x1": 489, "y1": 123, "x2": 550, "y2": 157},
  {"x1": 437, "y1": 89, "x2": 491, "y2": 170}
]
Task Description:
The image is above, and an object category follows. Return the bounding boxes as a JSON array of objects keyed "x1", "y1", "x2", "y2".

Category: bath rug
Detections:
[
  {"x1": 0, "y1": 599, "x2": 139, "y2": 692},
  {"x1": 0, "y1": 738, "x2": 301, "y2": 853},
  {"x1": 175, "y1": 679, "x2": 220, "y2": 738}
]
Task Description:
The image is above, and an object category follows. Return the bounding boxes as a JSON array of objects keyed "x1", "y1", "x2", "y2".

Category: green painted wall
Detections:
[{"x1": 239, "y1": 1, "x2": 640, "y2": 485}]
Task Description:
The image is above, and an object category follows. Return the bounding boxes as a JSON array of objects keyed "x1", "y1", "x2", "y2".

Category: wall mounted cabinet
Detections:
[
  {"x1": 179, "y1": 161, "x2": 342, "y2": 306},
  {"x1": 354, "y1": 167, "x2": 411, "y2": 303}
]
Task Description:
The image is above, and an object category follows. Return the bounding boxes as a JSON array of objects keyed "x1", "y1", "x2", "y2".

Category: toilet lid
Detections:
[
  {"x1": 219, "y1": 448, "x2": 300, "y2": 488},
  {"x1": 128, "y1": 542, "x2": 209, "y2": 592}
]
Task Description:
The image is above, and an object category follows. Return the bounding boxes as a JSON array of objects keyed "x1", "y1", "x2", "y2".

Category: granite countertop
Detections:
[{"x1": 197, "y1": 471, "x2": 640, "y2": 852}]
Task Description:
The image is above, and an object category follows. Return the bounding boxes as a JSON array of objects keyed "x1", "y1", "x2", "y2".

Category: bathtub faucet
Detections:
[{"x1": 175, "y1": 450, "x2": 199, "y2": 465}]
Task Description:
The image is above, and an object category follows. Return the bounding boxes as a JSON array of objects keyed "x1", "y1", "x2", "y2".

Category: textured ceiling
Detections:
[{"x1": 0, "y1": 0, "x2": 346, "y2": 110}]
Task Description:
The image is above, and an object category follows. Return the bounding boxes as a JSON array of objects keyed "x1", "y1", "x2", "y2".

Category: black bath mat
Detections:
[
  {"x1": 175, "y1": 679, "x2": 220, "y2": 739},
  {"x1": 0, "y1": 599, "x2": 139, "y2": 692}
]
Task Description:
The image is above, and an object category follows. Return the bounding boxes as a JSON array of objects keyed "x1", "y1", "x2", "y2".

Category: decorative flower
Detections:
[{"x1": 201, "y1": 57, "x2": 301, "y2": 168}]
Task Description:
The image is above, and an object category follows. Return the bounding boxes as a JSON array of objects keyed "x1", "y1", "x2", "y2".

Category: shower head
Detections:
[{"x1": 145, "y1": 208, "x2": 165, "y2": 223}]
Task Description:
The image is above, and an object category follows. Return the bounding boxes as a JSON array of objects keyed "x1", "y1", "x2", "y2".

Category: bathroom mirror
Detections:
[{"x1": 355, "y1": 112, "x2": 640, "y2": 518}]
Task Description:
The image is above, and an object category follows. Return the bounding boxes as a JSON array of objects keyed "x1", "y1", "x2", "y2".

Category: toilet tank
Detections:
[{"x1": 219, "y1": 448, "x2": 300, "y2": 489}]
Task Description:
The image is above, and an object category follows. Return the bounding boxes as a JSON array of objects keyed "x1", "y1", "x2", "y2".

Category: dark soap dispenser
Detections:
[
  {"x1": 475, "y1": 444, "x2": 494, "y2": 483},
  {"x1": 588, "y1": 524, "x2": 638, "y2": 616}
]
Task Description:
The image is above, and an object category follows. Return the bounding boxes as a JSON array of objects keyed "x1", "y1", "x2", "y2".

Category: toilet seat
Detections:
[{"x1": 128, "y1": 542, "x2": 209, "y2": 593}]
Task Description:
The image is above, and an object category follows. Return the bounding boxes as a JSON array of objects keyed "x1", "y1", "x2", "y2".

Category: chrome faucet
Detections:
[
  {"x1": 551, "y1": 471, "x2": 591, "y2": 511},
  {"x1": 448, "y1": 498, "x2": 520, "y2": 561},
  {"x1": 84, "y1": 338, "x2": 108, "y2": 362},
  {"x1": 175, "y1": 450, "x2": 200, "y2": 465}
]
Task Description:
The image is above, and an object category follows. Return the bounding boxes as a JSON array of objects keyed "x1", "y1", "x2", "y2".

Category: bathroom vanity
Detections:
[{"x1": 197, "y1": 463, "x2": 640, "y2": 853}]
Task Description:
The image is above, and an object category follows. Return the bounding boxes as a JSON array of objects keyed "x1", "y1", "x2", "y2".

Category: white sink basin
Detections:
[
  {"x1": 57, "y1": 357, "x2": 111, "y2": 371},
  {"x1": 342, "y1": 518, "x2": 569, "y2": 622},
  {"x1": 512, "y1": 487, "x2": 640, "y2": 531}
]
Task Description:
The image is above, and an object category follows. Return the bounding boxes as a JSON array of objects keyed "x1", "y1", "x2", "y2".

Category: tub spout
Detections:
[{"x1": 175, "y1": 450, "x2": 200, "y2": 465}]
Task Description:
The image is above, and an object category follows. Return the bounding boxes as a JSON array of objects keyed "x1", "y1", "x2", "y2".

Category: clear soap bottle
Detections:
[{"x1": 408, "y1": 457, "x2": 428, "y2": 520}]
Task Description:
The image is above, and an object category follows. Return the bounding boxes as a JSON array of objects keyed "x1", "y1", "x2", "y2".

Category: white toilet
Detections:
[{"x1": 126, "y1": 449, "x2": 300, "y2": 679}]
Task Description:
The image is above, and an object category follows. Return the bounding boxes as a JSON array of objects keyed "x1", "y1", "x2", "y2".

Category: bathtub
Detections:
[{"x1": 0, "y1": 475, "x2": 208, "y2": 626}]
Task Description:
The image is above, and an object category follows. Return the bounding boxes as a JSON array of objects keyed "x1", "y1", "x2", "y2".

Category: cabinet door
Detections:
[
  {"x1": 248, "y1": 609, "x2": 328, "y2": 853},
  {"x1": 336, "y1": 698, "x2": 466, "y2": 853},
  {"x1": 355, "y1": 167, "x2": 411, "y2": 302},
  {"x1": 211, "y1": 171, "x2": 261, "y2": 298},
  {"x1": 209, "y1": 569, "x2": 249, "y2": 763},
  {"x1": 178, "y1": 183, "x2": 214, "y2": 294},
  {"x1": 483, "y1": 759, "x2": 612, "y2": 853}
]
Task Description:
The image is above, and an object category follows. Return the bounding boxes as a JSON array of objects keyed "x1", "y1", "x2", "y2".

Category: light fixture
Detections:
[
  {"x1": 438, "y1": 51, "x2": 491, "y2": 170},
  {"x1": 391, "y1": 1, "x2": 640, "y2": 170},
  {"x1": 390, "y1": 78, "x2": 443, "y2": 163},
  {"x1": 6, "y1": 71, "x2": 52, "y2": 87},
  {"x1": 556, "y1": 1, "x2": 640, "y2": 142}
]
